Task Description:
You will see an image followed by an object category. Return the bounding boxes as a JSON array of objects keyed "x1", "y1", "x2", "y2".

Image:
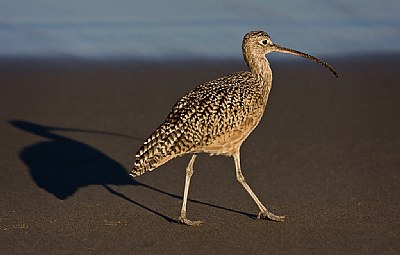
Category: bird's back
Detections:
[{"x1": 131, "y1": 71, "x2": 271, "y2": 176}]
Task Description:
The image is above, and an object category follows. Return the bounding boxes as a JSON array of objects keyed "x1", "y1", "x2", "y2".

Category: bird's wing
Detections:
[{"x1": 131, "y1": 71, "x2": 262, "y2": 175}]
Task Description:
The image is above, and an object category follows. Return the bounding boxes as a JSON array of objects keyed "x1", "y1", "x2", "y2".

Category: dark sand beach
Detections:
[{"x1": 0, "y1": 55, "x2": 399, "y2": 254}]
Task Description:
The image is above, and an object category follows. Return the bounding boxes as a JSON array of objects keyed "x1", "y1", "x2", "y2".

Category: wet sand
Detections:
[{"x1": 0, "y1": 55, "x2": 399, "y2": 254}]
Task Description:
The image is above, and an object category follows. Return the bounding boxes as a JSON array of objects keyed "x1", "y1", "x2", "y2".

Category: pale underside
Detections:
[
  {"x1": 132, "y1": 71, "x2": 271, "y2": 175},
  {"x1": 129, "y1": 30, "x2": 333, "y2": 225},
  {"x1": 192, "y1": 110, "x2": 263, "y2": 156}
]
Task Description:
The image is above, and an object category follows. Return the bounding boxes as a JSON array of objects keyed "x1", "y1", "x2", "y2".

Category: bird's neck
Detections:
[{"x1": 245, "y1": 53, "x2": 273, "y2": 92}]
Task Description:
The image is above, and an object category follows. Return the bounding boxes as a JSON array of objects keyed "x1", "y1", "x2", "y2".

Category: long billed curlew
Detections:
[{"x1": 130, "y1": 31, "x2": 338, "y2": 226}]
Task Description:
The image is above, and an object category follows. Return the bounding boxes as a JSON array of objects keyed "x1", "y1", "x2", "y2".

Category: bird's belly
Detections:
[
  {"x1": 196, "y1": 112, "x2": 263, "y2": 156},
  {"x1": 200, "y1": 131, "x2": 249, "y2": 156}
]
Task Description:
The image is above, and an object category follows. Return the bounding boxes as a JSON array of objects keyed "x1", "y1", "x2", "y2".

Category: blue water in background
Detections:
[{"x1": 1, "y1": 0, "x2": 399, "y2": 59}]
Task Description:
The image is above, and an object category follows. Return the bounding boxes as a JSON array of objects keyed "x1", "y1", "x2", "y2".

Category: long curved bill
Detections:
[{"x1": 272, "y1": 44, "x2": 338, "y2": 78}]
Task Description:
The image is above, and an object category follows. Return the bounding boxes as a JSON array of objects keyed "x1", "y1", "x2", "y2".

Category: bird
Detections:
[{"x1": 130, "y1": 31, "x2": 338, "y2": 226}]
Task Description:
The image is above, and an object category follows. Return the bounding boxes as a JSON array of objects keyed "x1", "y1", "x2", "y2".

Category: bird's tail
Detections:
[
  {"x1": 130, "y1": 145, "x2": 166, "y2": 178},
  {"x1": 130, "y1": 124, "x2": 184, "y2": 177},
  {"x1": 130, "y1": 150, "x2": 173, "y2": 177}
]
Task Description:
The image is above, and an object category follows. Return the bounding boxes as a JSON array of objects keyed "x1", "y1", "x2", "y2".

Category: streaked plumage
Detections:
[
  {"x1": 130, "y1": 31, "x2": 338, "y2": 226},
  {"x1": 132, "y1": 71, "x2": 270, "y2": 175}
]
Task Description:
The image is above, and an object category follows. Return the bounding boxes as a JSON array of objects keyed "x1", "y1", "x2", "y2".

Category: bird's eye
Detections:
[{"x1": 261, "y1": 40, "x2": 269, "y2": 45}]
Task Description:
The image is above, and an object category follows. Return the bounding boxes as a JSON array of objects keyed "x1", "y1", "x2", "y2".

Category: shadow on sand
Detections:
[{"x1": 10, "y1": 120, "x2": 254, "y2": 223}]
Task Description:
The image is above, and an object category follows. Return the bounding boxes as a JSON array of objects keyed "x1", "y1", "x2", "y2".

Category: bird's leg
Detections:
[
  {"x1": 178, "y1": 154, "x2": 203, "y2": 226},
  {"x1": 233, "y1": 152, "x2": 285, "y2": 222}
]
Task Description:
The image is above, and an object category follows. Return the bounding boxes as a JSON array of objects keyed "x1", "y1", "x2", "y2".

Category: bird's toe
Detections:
[
  {"x1": 257, "y1": 211, "x2": 286, "y2": 222},
  {"x1": 178, "y1": 216, "x2": 204, "y2": 227}
]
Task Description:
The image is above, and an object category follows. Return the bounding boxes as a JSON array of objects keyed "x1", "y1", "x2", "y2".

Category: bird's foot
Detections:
[
  {"x1": 178, "y1": 216, "x2": 203, "y2": 227},
  {"x1": 257, "y1": 211, "x2": 286, "y2": 222}
]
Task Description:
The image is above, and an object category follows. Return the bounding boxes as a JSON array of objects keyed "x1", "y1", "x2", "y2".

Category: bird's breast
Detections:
[{"x1": 193, "y1": 97, "x2": 267, "y2": 156}]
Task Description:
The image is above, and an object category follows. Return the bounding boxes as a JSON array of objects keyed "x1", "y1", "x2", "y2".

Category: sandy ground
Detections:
[{"x1": 0, "y1": 55, "x2": 399, "y2": 254}]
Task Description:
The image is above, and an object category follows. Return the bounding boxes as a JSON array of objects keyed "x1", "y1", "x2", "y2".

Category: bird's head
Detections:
[{"x1": 242, "y1": 30, "x2": 338, "y2": 78}]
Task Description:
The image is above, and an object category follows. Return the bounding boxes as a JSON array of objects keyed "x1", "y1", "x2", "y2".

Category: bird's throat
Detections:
[
  {"x1": 249, "y1": 56, "x2": 273, "y2": 94},
  {"x1": 245, "y1": 51, "x2": 272, "y2": 81}
]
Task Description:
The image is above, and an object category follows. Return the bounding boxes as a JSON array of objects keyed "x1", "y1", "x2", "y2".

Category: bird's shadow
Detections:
[{"x1": 10, "y1": 120, "x2": 255, "y2": 223}]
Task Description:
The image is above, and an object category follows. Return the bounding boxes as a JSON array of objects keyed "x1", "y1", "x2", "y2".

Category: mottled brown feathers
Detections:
[
  {"x1": 130, "y1": 30, "x2": 336, "y2": 225},
  {"x1": 131, "y1": 31, "x2": 276, "y2": 177},
  {"x1": 131, "y1": 71, "x2": 271, "y2": 176}
]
